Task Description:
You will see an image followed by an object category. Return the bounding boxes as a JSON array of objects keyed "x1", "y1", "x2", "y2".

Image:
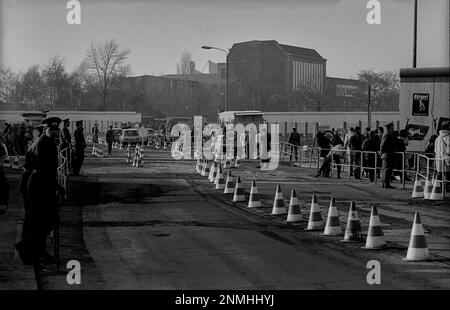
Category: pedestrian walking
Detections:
[
  {"x1": 348, "y1": 126, "x2": 364, "y2": 179},
  {"x1": 92, "y1": 123, "x2": 99, "y2": 144},
  {"x1": 288, "y1": 127, "x2": 301, "y2": 164},
  {"x1": 106, "y1": 125, "x2": 114, "y2": 155},
  {"x1": 362, "y1": 131, "x2": 378, "y2": 182},
  {"x1": 15, "y1": 117, "x2": 61, "y2": 267},
  {"x1": 380, "y1": 122, "x2": 396, "y2": 188},
  {"x1": 73, "y1": 121, "x2": 86, "y2": 176}
]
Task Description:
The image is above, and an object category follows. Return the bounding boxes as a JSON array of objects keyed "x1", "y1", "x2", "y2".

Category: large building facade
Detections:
[{"x1": 227, "y1": 40, "x2": 376, "y2": 113}]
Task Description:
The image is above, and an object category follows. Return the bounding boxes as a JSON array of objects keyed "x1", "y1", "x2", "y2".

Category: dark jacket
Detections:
[
  {"x1": 349, "y1": 132, "x2": 364, "y2": 151},
  {"x1": 74, "y1": 128, "x2": 86, "y2": 152},
  {"x1": 106, "y1": 129, "x2": 114, "y2": 143},
  {"x1": 380, "y1": 132, "x2": 396, "y2": 158},
  {"x1": 288, "y1": 131, "x2": 301, "y2": 146}
]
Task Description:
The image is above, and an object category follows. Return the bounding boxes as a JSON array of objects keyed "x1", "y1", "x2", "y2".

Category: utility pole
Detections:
[{"x1": 413, "y1": 0, "x2": 418, "y2": 68}]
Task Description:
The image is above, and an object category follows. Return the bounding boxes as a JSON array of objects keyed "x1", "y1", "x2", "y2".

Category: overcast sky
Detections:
[{"x1": 1, "y1": 0, "x2": 448, "y2": 78}]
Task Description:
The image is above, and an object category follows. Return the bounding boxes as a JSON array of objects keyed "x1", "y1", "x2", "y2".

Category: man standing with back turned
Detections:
[
  {"x1": 380, "y1": 122, "x2": 396, "y2": 189},
  {"x1": 73, "y1": 121, "x2": 86, "y2": 176}
]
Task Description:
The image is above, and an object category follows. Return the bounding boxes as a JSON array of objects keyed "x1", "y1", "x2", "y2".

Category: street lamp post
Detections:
[{"x1": 201, "y1": 45, "x2": 229, "y2": 112}]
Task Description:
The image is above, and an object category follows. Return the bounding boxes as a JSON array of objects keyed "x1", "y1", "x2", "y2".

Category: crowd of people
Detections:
[
  {"x1": 288, "y1": 120, "x2": 450, "y2": 189},
  {"x1": 0, "y1": 117, "x2": 87, "y2": 272}
]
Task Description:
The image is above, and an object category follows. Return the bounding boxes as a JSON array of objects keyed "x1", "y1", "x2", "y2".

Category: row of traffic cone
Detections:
[
  {"x1": 412, "y1": 173, "x2": 447, "y2": 201},
  {"x1": 194, "y1": 159, "x2": 431, "y2": 262}
]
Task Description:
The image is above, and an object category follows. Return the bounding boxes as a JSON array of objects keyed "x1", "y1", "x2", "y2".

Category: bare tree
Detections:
[
  {"x1": 42, "y1": 56, "x2": 68, "y2": 110},
  {"x1": 83, "y1": 39, "x2": 130, "y2": 110},
  {"x1": 176, "y1": 52, "x2": 193, "y2": 74}
]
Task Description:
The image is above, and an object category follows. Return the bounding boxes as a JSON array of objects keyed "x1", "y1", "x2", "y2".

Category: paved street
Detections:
[
  {"x1": 2, "y1": 144, "x2": 449, "y2": 290},
  {"x1": 31, "y1": 144, "x2": 450, "y2": 289}
]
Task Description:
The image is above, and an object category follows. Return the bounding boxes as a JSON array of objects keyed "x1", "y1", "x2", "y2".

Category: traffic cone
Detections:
[
  {"x1": 271, "y1": 185, "x2": 287, "y2": 215},
  {"x1": 195, "y1": 158, "x2": 200, "y2": 173},
  {"x1": 208, "y1": 162, "x2": 216, "y2": 182},
  {"x1": 429, "y1": 176, "x2": 443, "y2": 200},
  {"x1": 322, "y1": 197, "x2": 342, "y2": 236},
  {"x1": 202, "y1": 160, "x2": 210, "y2": 177},
  {"x1": 139, "y1": 146, "x2": 144, "y2": 165},
  {"x1": 92, "y1": 144, "x2": 96, "y2": 155},
  {"x1": 362, "y1": 206, "x2": 387, "y2": 250},
  {"x1": 215, "y1": 165, "x2": 225, "y2": 190},
  {"x1": 423, "y1": 173, "x2": 434, "y2": 200},
  {"x1": 198, "y1": 159, "x2": 204, "y2": 174},
  {"x1": 119, "y1": 142, "x2": 123, "y2": 150},
  {"x1": 126, "y1": 148, "x2": 131, "y2": 163},
  {"x1": 403, "y1": 212, "x2": 430, "y2": 262},
  {"x1": 286, "y1": 190, "x2": 302, "y2": 223},
  {"x1": 411, "y1": 175, "x2": 424, "y2": 198},
  {"x1": 223, "y1": 171, "x2": 235, "y2": 194},
  {"x1": 247, "y1": 181, "x2": 261, "y2": 208},
  {"x1": 12, "y1": 155, "x2": 19, "y2": 169},
  {"x1": 340, "y1": 201, "x2": 364, "y2": 242},
  {"x1": 305, "y1": 194, "x2": 324, "y2": 231},
  {"x1": 3, "y1": 156, "x2": 11, "y2": 168},
  {"x1": 232, "y1": 176, "x2": 245, "y2": 202}
]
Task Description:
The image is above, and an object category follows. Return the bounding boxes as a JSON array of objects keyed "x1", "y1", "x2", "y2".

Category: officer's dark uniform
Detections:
[
  {"x1": 380, "y1": 123, "x2": 396, "y2": 188},
  {"x1": 73, "y1": 121, "x2": 86, "y2": 175},
  {"x1": 16, "y1": 118, "x2": 60, "y2": 265},
  {"x1": 60, "y1": 119, "x2": 71, "y2": 149}
]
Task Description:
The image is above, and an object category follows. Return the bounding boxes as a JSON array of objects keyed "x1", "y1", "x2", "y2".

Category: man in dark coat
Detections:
[
  {"x1": 349, "y1": 126, "x2": 364, "y2": 179},
  {"x1": 73, "y1": 121, "x2": 86, "y2": 176},
  {"x1": 380, "y1": 122, "x2": 396, "y2": 188},
  {"x1": 16, "y1": 117, "x2": 60, "y2": 267},
  {"x1": 288, "y1": 128, "x2": 301, "y2": 163},
  {"x1": 106, "y1": 125, "x2": 114, "y2": 155}
]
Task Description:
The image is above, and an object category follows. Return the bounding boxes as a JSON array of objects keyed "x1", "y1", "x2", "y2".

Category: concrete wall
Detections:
[{"x1": 0, "y1": 110, "x2": 142, "y2": 134}]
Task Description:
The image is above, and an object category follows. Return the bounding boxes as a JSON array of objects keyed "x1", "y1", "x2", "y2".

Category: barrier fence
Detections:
[{"x1": 279, "y1": 142, "x2": 448, "y2": 197}]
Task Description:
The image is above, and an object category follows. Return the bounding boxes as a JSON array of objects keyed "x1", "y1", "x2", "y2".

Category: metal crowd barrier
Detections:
[
  {"x1": 279, "y1": 142, "x2": 447, "y2": 194},
  {"x1": 53, "y1": 145, "x2": 70, "y2": 272}
]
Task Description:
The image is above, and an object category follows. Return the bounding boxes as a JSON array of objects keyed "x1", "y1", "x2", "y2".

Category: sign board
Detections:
[
  {"x1": 412, "y1": 93, "x2": 429, "y2": 116},
  {"x1": 405, "y1": 124, "x2": 429, "y2": 141},
  {"x1": 437, "y1": 117, "x2": 450, "y2": 132}
]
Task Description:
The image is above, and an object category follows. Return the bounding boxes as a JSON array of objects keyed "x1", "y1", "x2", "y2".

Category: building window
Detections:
[{"x1": 336, "y1": 84, "x2": 357, "y2": 97}]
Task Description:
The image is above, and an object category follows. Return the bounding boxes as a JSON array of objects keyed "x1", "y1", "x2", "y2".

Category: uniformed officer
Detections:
[
  {"x1": 16, "y1": 117, "x2": 60, "y2": 266},
  {"x1": 73, "y1": 120, "x2": 86, "y2": 176},
  {"x1": 60, "y1": 118, "x2": 71, "y2": 149},
  {"x1": 380, "y1": 122, "x2": 396, "y2": 189}
]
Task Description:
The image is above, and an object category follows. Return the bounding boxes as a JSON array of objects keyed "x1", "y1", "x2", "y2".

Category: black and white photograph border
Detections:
[{"x1": 0, "y1": 0, "x2": 449, "y2": 300}]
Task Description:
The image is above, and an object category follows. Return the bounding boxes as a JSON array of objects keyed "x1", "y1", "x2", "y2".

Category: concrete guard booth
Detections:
[{"x1": 399, "y1": 67, "x2": 450, "y2": 152}]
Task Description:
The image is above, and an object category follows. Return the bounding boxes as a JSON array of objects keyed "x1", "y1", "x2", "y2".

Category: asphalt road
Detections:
[{"x1": 40, "y1": 147, "x2": 450, "y2": 290}]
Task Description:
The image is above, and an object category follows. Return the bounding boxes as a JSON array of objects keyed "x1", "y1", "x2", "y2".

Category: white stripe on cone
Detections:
[
  {"x1": 233, "y1": 177, "x2": 245, "y2": 202},
  {"x1": 322, "y1": 197, "x2": 342, "y2": 236},
  {"x1": 271, "y1": 185, "x2": 287, "y2": 215},
  {"x1": 403, "y1": 213, "x2": 430, "y2": 261},
  {"x1": 411, "y1": 176, "x2": 424, "y2": 198},
  {"x1": 248, "y1": 181, "x2": 261, "y2": 208},
  {"x1": 223, "y1": 172, "x2": 235, "y2": 194},
  {"x1": 215, "y1": 166, "x2": 225, "y2": 190},
  {"x1": 305, "y1": 194, "x2": 323, "y2": 230},
  {"x1": 429, "y1": 178, "x2": 443, "y2": 200},
  {"x1": 286, "y1": 190, "x2": 302, "y2": 223},
  {"x1": 362, "y1": 206, "x2": 386, "y2": 250}
]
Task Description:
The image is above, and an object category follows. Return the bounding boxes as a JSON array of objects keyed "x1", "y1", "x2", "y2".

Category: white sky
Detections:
[{"x1": 1, "y1": 0, "x2": 448, "y2": 78}]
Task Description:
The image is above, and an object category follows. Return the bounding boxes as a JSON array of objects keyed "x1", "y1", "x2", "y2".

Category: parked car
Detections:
[{"x1": 120, "y1": 128, "x2": 142, "y2": 145}]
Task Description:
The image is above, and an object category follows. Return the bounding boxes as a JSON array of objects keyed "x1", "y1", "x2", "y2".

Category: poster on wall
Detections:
[
  {"x1": 437, "y1": 117, "x2": 450, "y2": 132},
  {"x1": 412, "y1": 93, "x2": 429, "y2": 116},
  {"x1": 405, "y1": 124, "x2": 429, "y2": 141}
]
